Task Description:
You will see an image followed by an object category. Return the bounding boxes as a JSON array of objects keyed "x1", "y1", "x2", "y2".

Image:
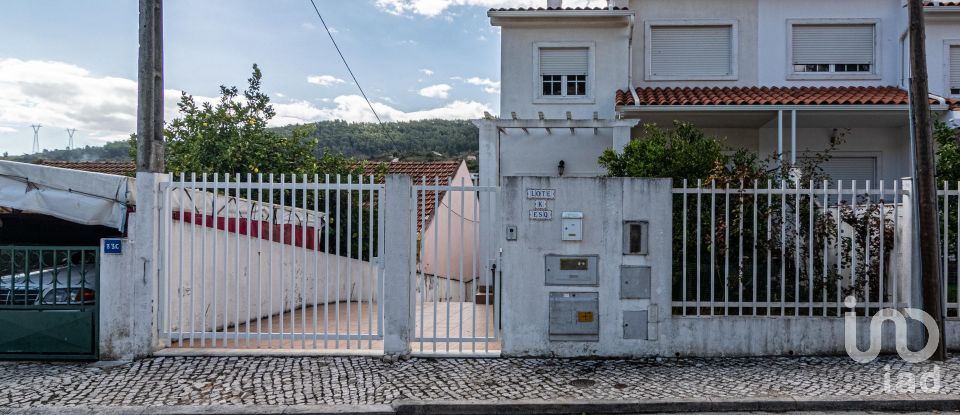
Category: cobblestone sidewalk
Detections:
[{"x1": 0, "y1": 355, "x2": 958, "y2": 409}]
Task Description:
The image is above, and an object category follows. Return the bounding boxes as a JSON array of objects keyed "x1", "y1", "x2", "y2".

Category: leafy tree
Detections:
[
  {"x1": 160, "y1": 64, "x2": 352, "y2": 176},
  {"x1": 599, "y1": 121, "x2": 725, "y2": 181},
  {"x1": 935, "y1": 120, "x2": 960, "y2": 183}
]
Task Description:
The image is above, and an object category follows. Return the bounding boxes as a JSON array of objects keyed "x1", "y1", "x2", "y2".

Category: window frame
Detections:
[
  {"x1": 944, "y1": 40, "x2": 960, "y2": 98},
  {"x1": 786, "y1": 18, "x2": 881, "y2": 81},
  {"x1": 533, "y1": 41, "x2": 596, "y2": 104},
  {"x1": 643, "y1": 19, "x2": 739, "y2": 81}
]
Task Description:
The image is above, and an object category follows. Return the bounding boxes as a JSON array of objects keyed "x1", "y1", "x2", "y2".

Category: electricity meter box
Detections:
[
  {"x1": 545, "y1": 255, "x2": 599, "y2": 286},
  {"x1": 549, "y1": 292, "x2": 599, "y2": 341}
]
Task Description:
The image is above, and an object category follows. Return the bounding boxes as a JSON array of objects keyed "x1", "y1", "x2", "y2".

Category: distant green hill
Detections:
[
  {"x1": 3, "y1": 119, "x2": 480, "y2": 165},
  {"x1": 4, "y1": 140, "x2": 132, "y2": 163},
  {"x1": 273, "y1": 119, "x2": 479, "y2": 161}
]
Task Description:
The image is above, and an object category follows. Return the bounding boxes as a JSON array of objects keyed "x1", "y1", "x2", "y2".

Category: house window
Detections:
[
  {"x1": 950, "y1": 45, "x2": 960, "y2": 95},
  {"x1": 804, "y1": 156, "x2": 877, "y2": 183},
  {"x1": 648, "y1": 25, "x2": 735, "y2": 79},
  {"x1": 792, "y1": 24, "x2": 876, "y2": 74},
  {"x1": 539, "y1": 47, "x2": 589, "y2": 97}
]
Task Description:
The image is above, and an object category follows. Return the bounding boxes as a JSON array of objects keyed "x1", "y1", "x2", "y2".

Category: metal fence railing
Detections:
[
  {"x1": 672, "y1": 179, "x2": 906, "y2": 317},
  {"x1": 0, "y1": 246, "x2": 99, "y2": 308},
  {"x1": 412, "y1": 178, "x2": 499, "y2": 355},
  {"x1": 159, "y1": 174, "x2": 384, "y2": 350}
]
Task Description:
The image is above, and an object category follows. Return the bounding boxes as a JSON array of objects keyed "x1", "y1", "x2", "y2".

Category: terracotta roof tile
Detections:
[
  {"x1": 360, "y1": 161, "x2": 466, "y2": 233},
  {"x1": 615, "y1": 86, "x2": 949, "y2": 107},
  {"x1": 36, "y1": 160, "x2": 136, "y2": 176}
]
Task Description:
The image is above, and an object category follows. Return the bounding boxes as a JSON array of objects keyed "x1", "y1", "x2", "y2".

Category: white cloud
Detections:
[
  {"x1": 418, "y1": 84, "x2": 452, "y2": 99},
  {"x1": 0, "y1": 58, "x2": 188, "y2": 145},
  {"x1": 270, "y1": 95, "x2": 490, "y2": 125},
  {"x1": 0, "y1": 58, "x2": 490, "y2": 154},
  {"x1": 375, "y1": 0, "x2": 598, "y2": 17},
  {"x1": 301, "y1": 22, "x2": 316, "y2": 30},
  {"x1": 306, "y1": 75, "x2": 347, "y2": 86},
  {"x1": 463, "y1": 77, "x2": 500, "y2": 94},
  {"x1": 420, "y1": 68, "x2": 435, "y2": 76}
]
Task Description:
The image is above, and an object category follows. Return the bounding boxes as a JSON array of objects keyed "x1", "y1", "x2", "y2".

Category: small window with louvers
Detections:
[
  {"x1": 792, "y1": 24, "x2": 875, "y2": 74},
  {"x1": 649, "y1": 25, "x2": 733, "y2": 78},
  {"x1": 539, "y1": 47, "x2": 589, "y2": 97},
  {"x1": 950, "y1": 45, "x2": 959, "y2": 95},
  {"x1": 539, "y1": 48, "x2": 589, "y2": 77}
]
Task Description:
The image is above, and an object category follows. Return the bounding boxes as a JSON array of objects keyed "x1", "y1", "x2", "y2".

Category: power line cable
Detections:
[{"x1": 307, "y1": 0, "x2": 383, "y2": 125}]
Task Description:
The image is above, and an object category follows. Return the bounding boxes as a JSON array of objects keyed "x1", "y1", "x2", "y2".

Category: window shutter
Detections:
[
  {"x1": 950, "y1": 46, "x2": 960, "y2": 89},
  {"x1": 539, "y1": 48, "x2": 589, "y2": 76},
  {"x1": 792, "y1": 24, "x2": 875, "y2": 65},
  {"x1": 815, "y1": 157, "x2": 877, "y2": 183},
  {"x1": 649, "y1": 25, "x2": 733, "y2": 77}
]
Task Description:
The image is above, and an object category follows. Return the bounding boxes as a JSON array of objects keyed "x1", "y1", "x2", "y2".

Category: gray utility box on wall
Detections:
[
  {"x1": 545, "y1": 255, "x2": 599, "y2": 286},
  {"x1": 620, "y1": 266, "x2": 651, "y2": 300},
  {"x1": 623, "y1": 311, "x2": 648, "y2": 340},
  {"x1": 549, "y1": 292, "x2": 599, "y2": 341}
]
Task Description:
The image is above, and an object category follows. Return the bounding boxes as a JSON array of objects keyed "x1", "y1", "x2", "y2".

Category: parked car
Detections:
[{"x1": 0, "y1": 251, "x2": 97, "y2": 306}]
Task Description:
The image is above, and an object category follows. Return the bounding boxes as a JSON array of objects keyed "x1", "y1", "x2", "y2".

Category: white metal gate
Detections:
[
  {"x1": 158, "y1": 174, "x2": 385, "y2": 350},
  {"x1": 411, "y1": 178, "x2": 500, "y2": 355}
]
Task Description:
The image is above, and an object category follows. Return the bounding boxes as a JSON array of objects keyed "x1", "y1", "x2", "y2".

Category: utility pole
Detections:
[
  {"x1": 31, "y1": 124, "x2": 41, "y2": 154},
  {"x1": 908, "y1": 0, "x2": 946, "y2": 361},
  {"x1": 137, "y1": 0, "x2": 164, "y2": 172},
  {"x1": 66, "y1": 128, "x2": 76, "y2": 150}
]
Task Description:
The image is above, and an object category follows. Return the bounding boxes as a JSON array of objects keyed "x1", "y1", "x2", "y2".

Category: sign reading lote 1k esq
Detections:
[{"x1": 527, "y1": 188, "x2": 555, "y2": 221}]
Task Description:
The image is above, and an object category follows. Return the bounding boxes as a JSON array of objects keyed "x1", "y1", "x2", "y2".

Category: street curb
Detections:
[
  {"x1": 390, "y1": 396, "x2": 960, "y2": 414},
  {"x1": 0, "y1": 405, "x2": 394, "y2": 415},
  {"x1": 5, "y1": 396, "x2": 960, "y2": 415}
]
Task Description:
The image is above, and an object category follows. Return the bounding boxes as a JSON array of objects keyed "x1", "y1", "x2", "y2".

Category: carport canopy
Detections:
[{"x1": 0, "y1": 160, "x2": 134, "y2": 230}]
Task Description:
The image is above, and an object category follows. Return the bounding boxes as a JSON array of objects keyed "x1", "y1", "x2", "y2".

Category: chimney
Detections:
[
  {"x1": 547, "y1": 0, "x2": 562, "y2": 9},
  {"x1": 606, "y1": 0, "x2": 628, "y2": 8}
]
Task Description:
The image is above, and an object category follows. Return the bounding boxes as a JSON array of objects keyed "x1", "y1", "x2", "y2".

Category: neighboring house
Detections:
[
  {"x1": 363, "y1": 161, "x2": 480, "y2": 287},
  {"x1": 482, "y1": 0, "x2": 960, "y2": 185}
]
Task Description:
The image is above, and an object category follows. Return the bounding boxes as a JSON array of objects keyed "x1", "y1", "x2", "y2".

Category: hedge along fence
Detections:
[
  {"x1": 672, "y1": 179, "x2": 901, "y2": 318},
  {"x1": 599, "y1": 122, "x2": 912, "y2": 318}
]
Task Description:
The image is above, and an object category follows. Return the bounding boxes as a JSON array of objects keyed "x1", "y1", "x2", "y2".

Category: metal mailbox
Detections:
[
  {"x1": 545, "y1": 255, "x2": 598, "y2": 286},
  {"x1": 549, "y1": 292, "x2": 599, "y2": 341}
]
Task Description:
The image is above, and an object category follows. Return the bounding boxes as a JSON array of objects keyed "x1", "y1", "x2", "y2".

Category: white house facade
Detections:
[{"x1": 481, "y1": 0, "x2": 960, "y2": 187}]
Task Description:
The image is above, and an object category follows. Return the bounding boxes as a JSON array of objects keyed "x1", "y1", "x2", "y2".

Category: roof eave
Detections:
[
  {"x1": 488, "y1": 10, "x2": 633, "y2": 18},
  {"x1": 924, "y1": 6, "x2": 960, "y2": 12}
]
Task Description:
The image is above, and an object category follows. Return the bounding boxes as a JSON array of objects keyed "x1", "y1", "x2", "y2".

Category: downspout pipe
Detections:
[{"x1": 627, "y1": 12, "x2": 641, "y2": 110}]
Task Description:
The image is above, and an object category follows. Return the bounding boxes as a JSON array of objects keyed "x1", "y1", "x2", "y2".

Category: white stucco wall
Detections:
[
  {"x1": 164, "y1": 221, "x2": 378, "y2": 334},
  {"x1": 756, "y1": 0, "x2": 903, "y2": 87},
  {"x1": 498, "y1": 176, "x2": 913, "y2": 357},
  {"x1": 499, "y1": 130, "x2": 614, "y2": 178},
  {"x1": 420, "y1": 163, "x2": 480, "y2": 282},
  {"x1": 631, "y1": 0, "x2": 760, "y2": 87},
  {"x1": 925, "y1": 19, "x2": 960, "y2": 99},
  {"x1": 496, "y1": 19, "x2": 630, "y2": 119}
]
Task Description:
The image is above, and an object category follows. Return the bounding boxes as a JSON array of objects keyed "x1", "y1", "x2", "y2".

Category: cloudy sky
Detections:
[{"x1": 0, "y1": 0, "x2": 601, "y2": 156}]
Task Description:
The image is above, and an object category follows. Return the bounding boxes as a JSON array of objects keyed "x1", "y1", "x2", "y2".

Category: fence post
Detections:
[
  {"x1": 899, "y1": 178, "x2": 926, "y2": 350},
  {"x1": 383, "y1": 175, "x2": 414, "y2": 356},
  {"x1": 898, "y1": 178, "x2": 920, "y2": 309}
]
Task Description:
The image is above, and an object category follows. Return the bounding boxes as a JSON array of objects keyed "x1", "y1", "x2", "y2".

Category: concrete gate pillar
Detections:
[
  {"x1": 100, "y1": 172, "x2": 167, "y2": 360},
  {"x1": 383, "y1": 175, "x2": 414, "y2": 356}
]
